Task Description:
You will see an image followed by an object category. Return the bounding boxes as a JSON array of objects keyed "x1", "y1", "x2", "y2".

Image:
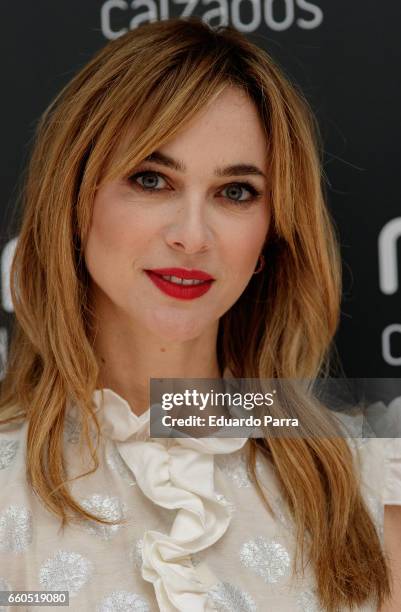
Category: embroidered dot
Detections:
[
  {"x1": 215, "y1": 492, "x2": 236, "y2": 515},
  {"x1": 129, "y1": 538, "x2": 144, "y2": 569},
  {"x1": 63, "y1": 413, "x2": 82, "y2": 444},
  {"x1": 217, "y1": 451, "x2": 266, "y2": 488},
  {"x1": 39, "y1": 550, "x2": 92, "y2": 596},
  {"x1": 268, "y1": 495, "x2": 293, "y2": 531},
  {"x1": 208, "y1": 581, "x2": 257, "y2": 612},
  {"x1": 80, "y1": 494, "x2": 127, "y2": 540},
  {"x1": 105, "y1": 441, "x2": 137, "y2": 486},
  {"x1": 190, "y1": 553, "x2": 202, "y2": 567},
  {"x1": 296, "y1": 589, "x2": 320, "y2": 611},
  {"x1": 216, "y1": 452, "x2": 251, "y2": 488},
  {"x1": 240, "y1": 536, "x2": 291, "y2": 584},
  {"x1": 0, "y1": 505, "x2": 33, "y2": 552},
  {"x1": 0, "y1": 577, "x2": 12, "y2": 612},
  {"x1": 0, "y1": 439, "x2": 19, "y2": 470},
  {"x1": 96, "y1": 590, "x2": 150, "y2": 611}
]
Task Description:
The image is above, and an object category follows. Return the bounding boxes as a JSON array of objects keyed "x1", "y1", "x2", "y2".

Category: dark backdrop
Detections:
[{"x1": 1, "y1": 1, "x2": 400, "y2": 377}]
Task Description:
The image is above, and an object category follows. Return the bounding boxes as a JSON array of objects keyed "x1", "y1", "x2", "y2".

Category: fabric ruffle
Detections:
[{"x1": 91, "y1": 388, "x2": 247, "y2": 611}]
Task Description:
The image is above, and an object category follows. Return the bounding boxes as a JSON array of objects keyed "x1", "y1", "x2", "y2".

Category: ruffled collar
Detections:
[
  {"x1": 91, "y1": 385, "x2": 249, "y2": 454},
  {"x1": 90, "y1": 371, "x2": 260, "y2": 444},
  {"x1": 69, "y1": 385, "x2": 247, "y2": 611},
  {"x1": 92, "y1": 388, "x2": 151, "y2": 441}
]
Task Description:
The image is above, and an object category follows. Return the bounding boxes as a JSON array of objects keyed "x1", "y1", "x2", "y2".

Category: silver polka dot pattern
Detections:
[
  {"x1": 105, "y1": 441, "x2": 137, "y2": 486},
  {"x1": 63, "y1": 413, "x2": 82, "y2": 444},
  {"x1": 215, "y1": 492, "x2": 236, "y2": 515},
  {"x1": 0, "y1": 577, "x2": 11, "y2": 612},
  {"x1": 216, "y1": 452, "x2": 252, "y2": 488},
  {"x1": 296, "y1": 589, "x2": 320, "y2": 611},
  {"x1": 80, "y1": 494, "x2": 127, "y2": 540},
  {"x1": 268, "y1": 495, "x2": 293, "y2": 531},
  {"x1": 217, "y1": 451, "x2": 267, "y2": 489},
  {"x1": 0, "y1": 505, "x2": 33, "y2": 552},
  {"x1": 0, "y1": 439, "x2": 19, "y2": 470},
  {"x1": 208, "y1": 581, "x2": 257, "y2": 612},
  {"x1": 39, "y1": 550, "x2": 92, "y2": 596},
  {"x1": 240, "y1": 536, "x2": 291, "y2": 584},
  {"x1": 129, "y1": 538, "x2": 144, "y2": 569},
  {"x1": 96, "y1": 590, "x2": 150, "y2": 612},
  {"x1": 190, "y1": 553, "x2": 202, "y2": 567}
]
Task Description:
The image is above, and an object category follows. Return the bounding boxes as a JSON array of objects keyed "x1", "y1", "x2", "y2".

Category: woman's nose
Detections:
[{"x1": 164, "y1": 201, "x2": 212, "y2": 254}]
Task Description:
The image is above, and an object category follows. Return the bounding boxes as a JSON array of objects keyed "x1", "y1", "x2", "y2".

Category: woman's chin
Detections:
[{"x1": 145, "y1": 314, "x2": 209, "y2": 344}]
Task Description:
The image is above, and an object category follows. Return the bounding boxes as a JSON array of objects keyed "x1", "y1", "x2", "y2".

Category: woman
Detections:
[{"x1": 0, "y1": 16, "x2": 400, "y2": 612}]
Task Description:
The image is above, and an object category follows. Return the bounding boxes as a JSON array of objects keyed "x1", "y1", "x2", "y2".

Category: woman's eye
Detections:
[
  {"x1": 128, "y1": 171, "x2": 261, "y2": 204},
  {"x1": 128, "y1": 171, "x2": 167, "y2": 191},
  {"x1": 221, "y1": 182, "x2": 261, "y2": 204}
]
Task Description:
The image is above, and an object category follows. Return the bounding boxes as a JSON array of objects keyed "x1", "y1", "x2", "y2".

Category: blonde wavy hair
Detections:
[{"x1": 0, "y1": 17, "x2": 390, "y2": 611}]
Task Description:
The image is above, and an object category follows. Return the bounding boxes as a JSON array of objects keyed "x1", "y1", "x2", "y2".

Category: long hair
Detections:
[{"x1": 0, "y1": 17, "x2": 390, "y2": 611}]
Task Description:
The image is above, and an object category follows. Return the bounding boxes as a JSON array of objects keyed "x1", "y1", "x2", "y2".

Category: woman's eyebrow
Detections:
[{"x1": 144, "y1": 150, "x2": 266, "y2": 179}]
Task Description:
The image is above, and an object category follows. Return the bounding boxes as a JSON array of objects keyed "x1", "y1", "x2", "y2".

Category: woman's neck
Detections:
[{"x1": 93, "y1": 315, "x2": 221, "y2": 416}]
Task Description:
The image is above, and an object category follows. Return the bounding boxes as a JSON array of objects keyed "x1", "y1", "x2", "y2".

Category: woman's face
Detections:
[{"x1": 84, "y1": 86, "x2": 270, "y2": 342}]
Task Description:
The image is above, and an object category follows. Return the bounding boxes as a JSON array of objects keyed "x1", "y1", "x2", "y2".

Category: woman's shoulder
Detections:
[
  {"x1": 381, "y1": 436, "x2": 401, "y2": 505},
  {"x1": 344, "y1": 395, "x2": 401, "y2": 508},
  {"x1": 365, "y1": 395, "x2": 401, "y2": 506}
]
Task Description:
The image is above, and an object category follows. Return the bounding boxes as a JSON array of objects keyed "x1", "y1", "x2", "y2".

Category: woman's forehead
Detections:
[{"x1": 102, "y1": 87, "x2": 268, "y2": 180}]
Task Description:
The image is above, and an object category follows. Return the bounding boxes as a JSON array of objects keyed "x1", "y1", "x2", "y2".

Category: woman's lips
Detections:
[
  {"x1": 145, "y1": 270, "x2": 214, "y2": 300},
  {"x1": 149, "y1": 267, "x2": 214, "y2": 281}
]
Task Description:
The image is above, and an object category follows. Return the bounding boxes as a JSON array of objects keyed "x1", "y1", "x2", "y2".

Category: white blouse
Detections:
[{"x1": 0, "y1": 389, "x2": 400, "y2": 612}]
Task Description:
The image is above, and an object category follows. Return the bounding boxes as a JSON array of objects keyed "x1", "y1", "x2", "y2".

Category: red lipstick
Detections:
[
  {"x1": 149, "y1": 268, "x2": 214, "y2": 280},
  {"x1": 144, "y1": 267, "x2": 215, "y2": 300}
]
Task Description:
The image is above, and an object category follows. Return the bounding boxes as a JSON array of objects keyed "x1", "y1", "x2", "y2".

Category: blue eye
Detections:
[
  {"x1": 221, "y1": 183, "x2": 261, "y2": 203},
  {"x1": 127, "y1": 169, "x2": 262, "y2": 205},
  {"x1": 128, "y1": 171, "x2": 167, "y2": 191}
]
